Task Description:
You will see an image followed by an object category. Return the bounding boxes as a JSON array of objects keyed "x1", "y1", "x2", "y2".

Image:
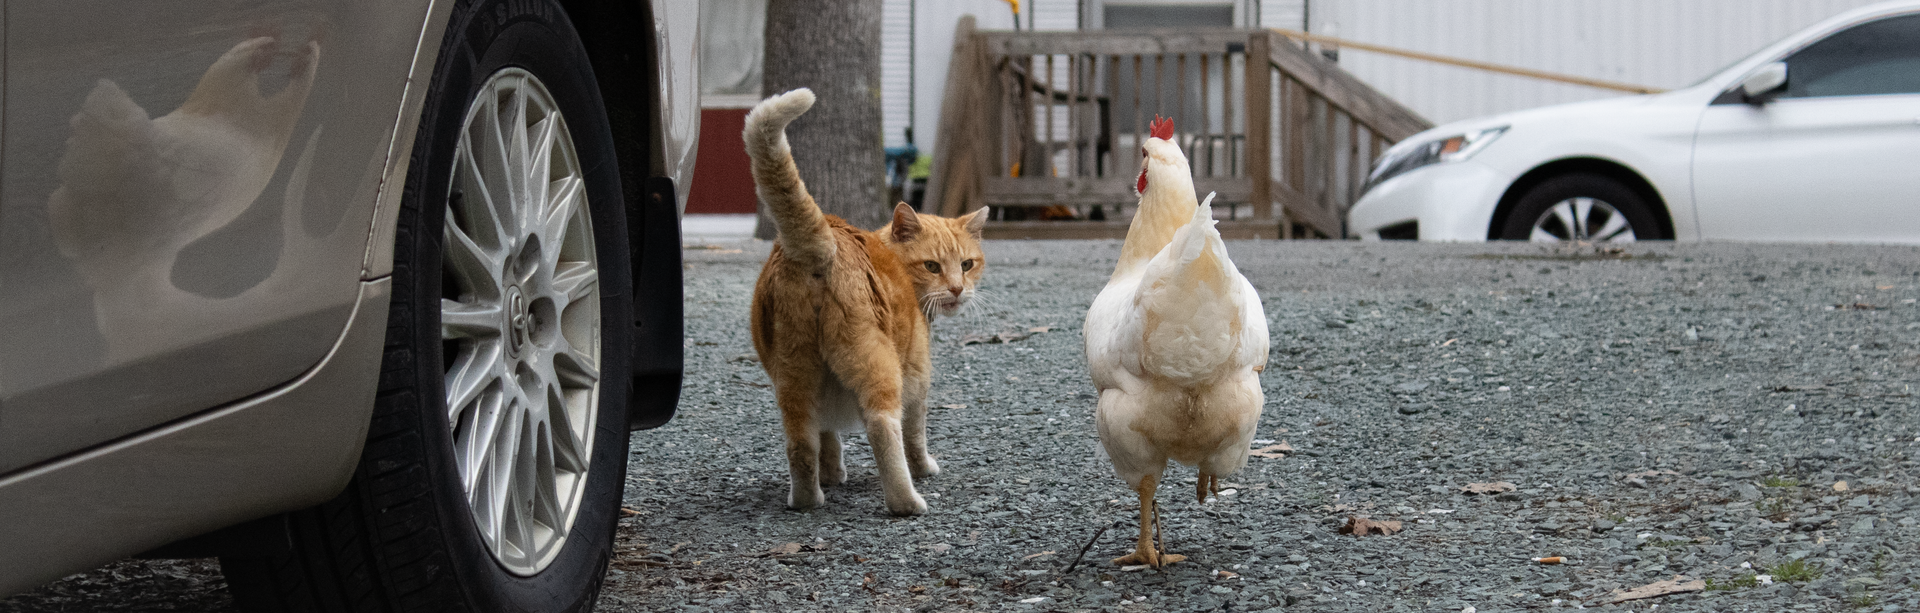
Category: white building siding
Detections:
[
  {"x1": 884, "y1": 1, "x2": 1022, "y2": 152},
  {"x1": 1318, "y1": 0, "x2": 1891, "y2": 124},
  {"x1": 882, "y1": 0, "x2": 916, "y2": 147},
  {"x1": 1257, "y1": 0, "x2": 1306, "y2": 29}
]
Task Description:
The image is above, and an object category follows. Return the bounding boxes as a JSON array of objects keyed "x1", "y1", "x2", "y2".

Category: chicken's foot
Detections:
[
  {"x1": 1197, "y1": 472, "x2": 1224, "y2": 503},
  {"x1": 1113, "y1": 474, "x2": 1185, "y2": 567}
]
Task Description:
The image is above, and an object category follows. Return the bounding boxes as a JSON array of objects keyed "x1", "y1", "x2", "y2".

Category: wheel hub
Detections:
[{"x1": 505, "y1": 285, "x2": 531, "y2": 358}]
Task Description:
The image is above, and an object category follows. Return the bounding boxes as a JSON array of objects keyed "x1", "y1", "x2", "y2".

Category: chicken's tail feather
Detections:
[
  {"x1": 743, "y1": 88, "x2": 834, "y2": 269},
  {"x1": 1136, "y1": 192, "x2": 1246, "y2": 386}
]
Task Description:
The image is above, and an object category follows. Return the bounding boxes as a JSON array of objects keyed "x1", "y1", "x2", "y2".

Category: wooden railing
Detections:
[{"x1": 926, "y1": 19, "x2": 1432, "y2": 239}]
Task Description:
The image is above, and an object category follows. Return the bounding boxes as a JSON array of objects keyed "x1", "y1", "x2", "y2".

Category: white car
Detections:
[{"x1": 1349, "y1": 0, "x2": 1920, "y2": 244}]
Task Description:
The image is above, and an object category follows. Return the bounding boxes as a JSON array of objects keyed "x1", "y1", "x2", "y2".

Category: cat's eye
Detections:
[
  {"x1": 960, "y1": 259, "x2": 974, "y2": 271},
  {"x1": 923, "y1": 261, "x2": 941, "y2": 274}
]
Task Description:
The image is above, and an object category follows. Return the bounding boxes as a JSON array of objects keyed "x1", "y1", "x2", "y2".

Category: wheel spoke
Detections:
[
  {"x1": 489, "y1": 400, "x2": 523, "y2": 545},
  {"x1": 445, "y1": 343, "x2": 501, "y2": 422},
  {"x1": 528, "y1": 115, "x2": 558, "y2": 217},
  {"x1": 508, "y1": 87, "x2": 532, "y2": 218},
  {"x1": 1548, "y1": 202, "x2": 1578, "y2": 238},
  {"x1": 540, "y1": 176, "x2": 584, "y2": 254},
  {"x1": 532, "y1": 424, "x2": 564, "y2": 529},
  {"x1": 551, "y1": 262, "x2": 598, "y2": 305},
  {"x1": 444, "y1": 216, "x2": 501, "y2": 293},
  {"x1": 553, "y1": 342, "x2": 600, "y2": 388},
  {"x1": 476, "y1": 95, "x2": 519, "y2": 241},
  {"x1": 459, "y1": 388, "x2": 506, "y2": 493},
  {"x1": 456, "y1": 145, "x2": 512, "y2": 250},
  {"x1": 547, "y1": 388, "x2": 589, "y2": 472},
  {"x1": 1570, "y1": 198, "x2": 1594, "y2": 238},
  {"x1": 442, "y1": 299, "x2": 503, "y2": 339},
  {"x1": 1591, "y1": 212, "x2": 1635, "y2": 242}
]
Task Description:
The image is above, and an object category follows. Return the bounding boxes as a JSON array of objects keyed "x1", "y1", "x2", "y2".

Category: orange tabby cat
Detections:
[{"x1": 745, "y1": 89, "x2": 986, "y2": 516}]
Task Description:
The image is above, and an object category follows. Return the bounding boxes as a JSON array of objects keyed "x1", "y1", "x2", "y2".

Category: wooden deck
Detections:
[{"x1": 927, "y1": 20, "x2": 1432, "y2": 239}]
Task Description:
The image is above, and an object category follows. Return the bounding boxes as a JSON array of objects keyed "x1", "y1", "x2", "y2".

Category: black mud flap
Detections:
[{"x1": 627, "y1": 176, "x2": 684, "y2": 431}]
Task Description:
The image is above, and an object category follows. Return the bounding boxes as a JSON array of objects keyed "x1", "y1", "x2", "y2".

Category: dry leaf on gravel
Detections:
[
  {"x1": 1604, "y1": 575, "x2": 1705, "y2": 604},
  {"x1": 1461, "y1": 482, "x2": 1517, "y2": 495},
  {"x1": 1338, "y1": 516, "x2": 1402, "y2": 536},
  {"x1": 1833, "y1": 481, "x2": 1849, "y2": 492},
  {"x1": 1249, "y1": 441, "x2": 1294, "y2": 458},
  {"x1": 769, "y1": 542, "x2": 803, "y2": 556},
  {"x1": 960, "y1": 331, "x2": 1037, "y2": 345}
]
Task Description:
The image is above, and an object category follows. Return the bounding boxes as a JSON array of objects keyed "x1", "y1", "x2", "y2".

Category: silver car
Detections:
[{"x1": 0, "y1": 0, "x2": 697, "y2": 610}]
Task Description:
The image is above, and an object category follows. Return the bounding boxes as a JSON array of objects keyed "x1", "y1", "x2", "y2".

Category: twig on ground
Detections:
[{"x1": 1062, "y1": 520, "x2": 1125, "y2": 574}]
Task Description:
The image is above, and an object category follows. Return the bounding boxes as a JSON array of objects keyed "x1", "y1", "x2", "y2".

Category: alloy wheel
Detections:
[
  {"x1": 440, "y1": 68, "x2": 601, "y2": 576},
  {"x1": 1529, "y1": 197, "x2": 1637, "y2": 242}
]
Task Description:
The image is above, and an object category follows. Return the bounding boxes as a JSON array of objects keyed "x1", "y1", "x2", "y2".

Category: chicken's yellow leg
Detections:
[{"x1": 1113, "y1": 474, "x2": 1185, "y2": 567}]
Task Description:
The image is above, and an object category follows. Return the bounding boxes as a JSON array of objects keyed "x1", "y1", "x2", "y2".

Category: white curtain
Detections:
[{"x1": 700, "y1": 0, "x2": 767, "y2": 96}]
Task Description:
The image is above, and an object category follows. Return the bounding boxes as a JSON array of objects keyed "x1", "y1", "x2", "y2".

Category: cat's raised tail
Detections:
[{"x1": 743, "y1": 88, "x2": 835, "y2": 270}]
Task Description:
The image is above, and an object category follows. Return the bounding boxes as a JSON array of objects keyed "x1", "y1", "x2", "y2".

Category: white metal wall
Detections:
[
  {"x1": 882, "y1": 0, "x2": 1023, "y2": 150},
  {"x1": 1317, "y1": 0, "x2": 1892, "y2": 124},
  {"x1": 882, "y1": 0, "x2": 915, "y2": 148}
]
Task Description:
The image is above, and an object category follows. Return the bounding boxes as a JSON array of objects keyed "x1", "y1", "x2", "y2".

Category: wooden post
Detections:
[
  {"x1": 1322, "y1": 102, "x2": 1338, "y2": 233},
  {"x1": 927, "y1": 16, "x2": 979, "y2": 216},
  {"x1": 1244, "y1": 32, "x2": 1272, "y2": 223},
  {"x1": 1284, "y1": 77, "x2": 1309, "y2": 202}
]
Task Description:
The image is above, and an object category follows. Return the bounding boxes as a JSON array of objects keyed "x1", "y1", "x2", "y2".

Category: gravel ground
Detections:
[{"x1": 7, "y1": 240, "x2": 1918, "y2": 612}]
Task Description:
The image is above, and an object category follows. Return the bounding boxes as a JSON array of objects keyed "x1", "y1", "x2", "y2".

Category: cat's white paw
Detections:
[
  {"x1": 910, "y1": 455, "x2": 940, "y2": 478},
  {"x1": 789, "y1": 483, "x2": 825, "y2": 510},
  {"x1": 886, "y1": 491, "x2": 928, "y2": 516},
  {"x1": 818, "y1": 466, "x2": 847, "y2": 486}
]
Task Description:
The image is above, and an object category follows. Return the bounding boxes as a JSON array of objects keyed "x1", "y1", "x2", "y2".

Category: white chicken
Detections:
[{"x1": 1086, "y1": 116, "x2": 1269, "y2": 567}]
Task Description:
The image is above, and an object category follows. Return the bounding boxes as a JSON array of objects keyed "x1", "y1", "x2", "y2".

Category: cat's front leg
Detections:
[
  {"x1": 903, "y1": 398, "x2": 939, "y2": 478},
  {"x1": 903, "y1": 352, "x2": 940, "y2": 478},
  {"x1": 863, "y1": 411, "x2": 927, "y2": 516}
]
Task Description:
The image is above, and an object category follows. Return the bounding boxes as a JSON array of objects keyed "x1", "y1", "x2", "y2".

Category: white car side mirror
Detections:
[{"x1": 1740, "y1": 62, "x2": 1788, "y2": 104}]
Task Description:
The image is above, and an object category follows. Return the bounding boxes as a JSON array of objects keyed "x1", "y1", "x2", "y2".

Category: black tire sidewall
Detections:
[
  {"x1": 1500, "y1": 173, "x2": 1661, "y2": 241},
  {"x1": 401, "y1": 0, "x2": 632, "y2": 609}
]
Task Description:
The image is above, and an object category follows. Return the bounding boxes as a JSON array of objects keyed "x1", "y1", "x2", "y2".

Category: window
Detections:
[
  {"x1": 1784, "y1": 13, "x2": 1920, "y2": 99},
  {"x1": 1102, "y1": 3, "x2": 1234, "y2": 29}
]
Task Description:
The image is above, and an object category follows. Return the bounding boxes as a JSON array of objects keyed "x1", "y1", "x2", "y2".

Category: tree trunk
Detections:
[{"x1": 755, "y1": 0, "x2": 887, "y2": 238}]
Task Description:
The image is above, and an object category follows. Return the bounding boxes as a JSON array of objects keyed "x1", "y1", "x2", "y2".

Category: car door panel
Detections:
[
  {"x1": 0, "y1": 1, "x2": 433, "y2": 472},
  {"x1": 1691, "y1": 13, "x2": 1920, "y2": 244},
  {"x1": 1692, "y1": 95, "x2": 1920, "y2": 243}
]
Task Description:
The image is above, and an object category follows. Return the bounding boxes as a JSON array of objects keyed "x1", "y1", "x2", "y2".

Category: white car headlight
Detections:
[{"x1": 1365, "y1": 126, "x2": 1508, "y2": 192}]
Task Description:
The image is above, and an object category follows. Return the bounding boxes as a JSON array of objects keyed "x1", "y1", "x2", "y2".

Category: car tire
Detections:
[
  {"x1": 220, "y1": 1, "x2": 634, "y2": 611},
  {"x1": 1499, "y1": 173, "x2": 1661, "y2": 242}
]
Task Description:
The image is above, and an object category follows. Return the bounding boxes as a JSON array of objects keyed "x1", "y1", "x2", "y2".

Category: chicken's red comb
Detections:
[{"x1": 1149, "y1": 115, "x2": 1174, "y2": 140}]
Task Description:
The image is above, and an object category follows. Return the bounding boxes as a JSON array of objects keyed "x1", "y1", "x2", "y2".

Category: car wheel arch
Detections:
[
  {"x1": 1487, "y1": 158, "x2": 1675, "y2": 240},
  {"x1": 554, "y1": 0, "x2": 686, "y2": 430}
]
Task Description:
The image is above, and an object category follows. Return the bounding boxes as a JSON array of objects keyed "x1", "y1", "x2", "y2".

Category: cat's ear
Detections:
[
  {"x1": 890, "y1": 202, "x2": 922, "y2": 243},
  {"x1": 960, "y1": 207, "x2": 987, "y2": 239}
]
